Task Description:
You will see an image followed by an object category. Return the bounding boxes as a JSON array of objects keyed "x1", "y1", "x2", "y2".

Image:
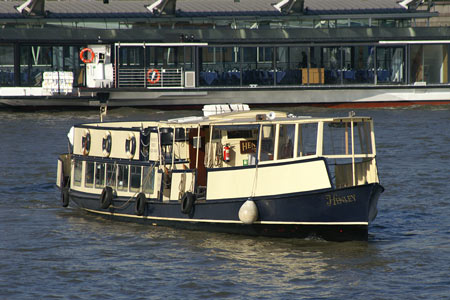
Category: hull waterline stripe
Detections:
[{"x1": 82, "y1": 208, "x2": 368, "y2": 226}]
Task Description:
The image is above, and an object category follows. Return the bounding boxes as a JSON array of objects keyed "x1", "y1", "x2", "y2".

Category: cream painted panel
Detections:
[
  {"x1": 206, "y1": 160, "x2": 331, "y2": 200},
  {"x1": 73, "y1": 127, "x2": 140, "y2": 160},
  {"x1": 170, "y1": 172, "x2": 195, "y2": 200}
]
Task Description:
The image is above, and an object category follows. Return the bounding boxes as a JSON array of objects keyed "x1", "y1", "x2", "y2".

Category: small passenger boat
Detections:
[{"x1": 57, "y1": 105, "x2": 383, "y2": 241}]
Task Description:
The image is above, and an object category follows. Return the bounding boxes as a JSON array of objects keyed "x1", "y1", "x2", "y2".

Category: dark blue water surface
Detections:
[{"x1": 0, "y1": 106, "x2": 449, "y2": 299}]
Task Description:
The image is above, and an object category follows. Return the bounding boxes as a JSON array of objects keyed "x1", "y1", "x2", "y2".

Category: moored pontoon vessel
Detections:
[{"x1": 57, "y1": 105, "x2": 384, "y2": 241}]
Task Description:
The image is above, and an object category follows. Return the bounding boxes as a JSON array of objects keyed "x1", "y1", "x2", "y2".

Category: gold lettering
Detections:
[{"x1": 325, "y1": 194, "x2": 356, "y2": 206}]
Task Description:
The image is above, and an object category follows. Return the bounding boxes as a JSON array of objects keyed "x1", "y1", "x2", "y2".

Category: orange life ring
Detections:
[
  {"x1": 80, "y1": 48, "x2": 95, "y2": 63},
  {"x1": 147, "y1": 69, "x2": 161, "y2": 84}
]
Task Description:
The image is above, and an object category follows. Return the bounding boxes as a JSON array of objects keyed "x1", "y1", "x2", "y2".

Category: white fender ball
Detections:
[{"x1": 238, "y1": 200, "x2": 259, "y2": 224}]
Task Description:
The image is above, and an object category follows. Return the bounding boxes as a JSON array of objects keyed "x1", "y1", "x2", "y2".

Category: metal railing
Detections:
[{"x1": 117, "y1": 68, "x2": 183, "y2": 88}]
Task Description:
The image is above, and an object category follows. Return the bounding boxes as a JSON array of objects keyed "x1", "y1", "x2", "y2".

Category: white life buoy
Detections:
[
  {"x1": 102, "y1": 131, "x2": 112, "y2": 157},
  {"x1": 82, "y1": 129, "x2": 91, "y2": 156},
  {"x1": 125, "y1": 133, "x2": 136, "y2": 159}
]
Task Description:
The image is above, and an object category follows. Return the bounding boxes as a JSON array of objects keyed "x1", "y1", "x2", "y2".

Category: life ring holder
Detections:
[
  {"x1": 135, "y1": 192, "x2": 147, "y2": 216},
  {"x1": 181, "y1": 192, "x2": 195, "y2": 214},
  {"x1": 80, "y1": 48, "x2": 95, "y2": 63},
  {"x1": 82, "y1": 129, "x2": 91, "y2": 156},
  {"x1": 125, "y1": 133, "x2": 137, "y2": 159},
  {"x1": 146, "y1": 69, "x2": 161, "y2": 84},
  {"x1": 100, "y1": 186, "x2": 113, "y2": 209},
  {"x1": 102, "y1": 131, "x2": 112, "y2": 157}
]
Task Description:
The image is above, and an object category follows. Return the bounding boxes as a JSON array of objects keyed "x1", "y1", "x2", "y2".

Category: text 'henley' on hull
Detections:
[{"x1": 57, "y1": 104, "x2": 384, "y2": 241}]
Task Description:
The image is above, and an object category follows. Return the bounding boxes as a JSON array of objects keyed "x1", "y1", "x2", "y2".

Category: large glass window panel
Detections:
[
  {"x1": 199, "y1": 47, "x2": 240, "y2": 86},
  {"x1": 277, "y1": 46, "x2": 305, "y2": 85},
  {"x1": 0, "y1": 45, "x2": 14, "y2": 86},
  {"x1": 424, "y1": 45, "x2": 446, "y2": 84},
  {"x1": 322, "y1": 47, "x2": 340, "y2": 84},
  {"x1": 410, "y1": 45, "x2": 424, "y2": 83},
  {"x1": 242, "y1": 47, "x2": 258, "y2": 85},
  {"x1": 119, "y1": 47, "x2": 144, "y2": 67},
  {"x1": 20, "y1": 46, "x2": 52, "y2": 86},
  {"x1": 352, "y1": 46, "x2": 375, "y2": 84},
  {"x1": 376, "y1": 47, "x2": 404, "y2": 84}
]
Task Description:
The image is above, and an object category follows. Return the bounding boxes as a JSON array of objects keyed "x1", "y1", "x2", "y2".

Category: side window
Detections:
[
  {"x1": 85, "y1": 161, "x2": 94, "y2": 187},
  {"x1": 143, "y1": 166, "x2": 155, "y2": 194},
  {"x1": 130, "y1": 166, "x2": 141, "y2": 192},
  {"x1": 278, "y1": 124, "x2": 295, "y2": 159},
  {"x1": 106, "y1": 164, "x2": 116, "y2": 187},
  {"x1": 95, "y1": 163, "x2": 106, "y2": 188},
  {"x1": 117, "y1": 164, "x2": 129, "y2": 191},
  {"x1": 73, "y1": 160, "x2": 82, "y2": 187},
  {"x1": 260, "y1": 125, "x2": 275, "y2": 161}
]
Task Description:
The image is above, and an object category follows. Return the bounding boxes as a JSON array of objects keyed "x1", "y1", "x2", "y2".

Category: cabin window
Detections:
[
  {"x1": 278, "y1": 124, "x2": 295, "y2": 159},
  {"x1": 130, "y1": 166, "x2": 141, "y2": 192},
  {"x1": 227, "y1": 130, "x2": 253, "y2": 139},
  {"x1": 298, "y1": 123, "x2": 318, "y2": 156},
  {"x1": 323, "y1": 121, "x2": 372, "y2": 155},
  {"x1": 260, "y1": 125, "x2": 275, "y2": 161},
  {"x1": 142, "y1": 166, "x2": 155, "y2": 194},
  {"x1": 106, "y1": 163, "x2": 116, "y2": 187},
  {"x1": 73, "y1": 160, "x2": 82, "y2": 187},
  {"x1": 95, "y1": 163, "x2": 106, "y2": 188},
  {"x1": 117, "y1": 164, "x2": 129, "y2": 191},
  {"x1": 85, "y1": 161, "x2": 94, "y2": 187}
]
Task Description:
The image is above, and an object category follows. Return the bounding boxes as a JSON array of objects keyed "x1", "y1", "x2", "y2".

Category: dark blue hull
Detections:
[{"x1": 67, "y1": 183, "x2": 383, "y2": 241}]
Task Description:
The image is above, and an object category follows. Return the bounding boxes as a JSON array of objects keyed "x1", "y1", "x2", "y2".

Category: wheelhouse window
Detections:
[
  {"x1": 298, "y1": 123, "x2": 318, "y2": 157},
  {"x1": 73, "y1": 160, "x2": 82, "y2": 187},
  {"x1": 322, "y1": 121, "x2": 372, "y2": 155},
  {"x1": 85, "y1": 161, "x2": 94, "y2": 187},
  {"x1": 95, "y1": 163, "x2": 106, "y2": 188},
  {"x1": 277, "y1": 124, "x2": 295, "y2": 159},
  {"x1": 260, "y1": 125, "x2": 275, "y2": 161}
]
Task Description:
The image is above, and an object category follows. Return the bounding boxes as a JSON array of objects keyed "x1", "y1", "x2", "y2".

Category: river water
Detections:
[{"x1": 0, "y1": 106, "x2": 449, "y2": 299}]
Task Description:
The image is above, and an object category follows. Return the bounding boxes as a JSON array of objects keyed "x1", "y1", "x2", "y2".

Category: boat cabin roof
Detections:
[{"x1": 76, "y1": 110, "x2": 372, "y2": 130}]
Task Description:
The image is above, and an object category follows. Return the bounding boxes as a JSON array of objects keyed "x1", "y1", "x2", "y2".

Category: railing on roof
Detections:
[{"x1": 117, "y1": 68, "x2": 184, "y2": 88}]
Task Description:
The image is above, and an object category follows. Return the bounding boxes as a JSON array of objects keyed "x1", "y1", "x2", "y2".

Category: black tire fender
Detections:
[
  {"x1": 181, "y1": 192, "x2": 195, "y2": 214},
  {"x1": 100, "y1": 186, "x2": 113, "y2": 209},
  {"x1": 135, "y1": 192, "x2": 147, "y2": 216},
  {"x1": 61, "y1": 187, "x2": 70, "y2": 207}
]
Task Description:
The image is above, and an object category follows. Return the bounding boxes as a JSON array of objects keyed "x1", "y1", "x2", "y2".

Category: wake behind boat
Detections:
[{"x1": 57, "y1": 105, "x2": 383, "y2": 241}]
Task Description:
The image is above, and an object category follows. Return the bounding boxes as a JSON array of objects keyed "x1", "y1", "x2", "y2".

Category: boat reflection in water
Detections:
[{"x1": 57, "y1": 105, "x2": 383, "y2": 241}]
